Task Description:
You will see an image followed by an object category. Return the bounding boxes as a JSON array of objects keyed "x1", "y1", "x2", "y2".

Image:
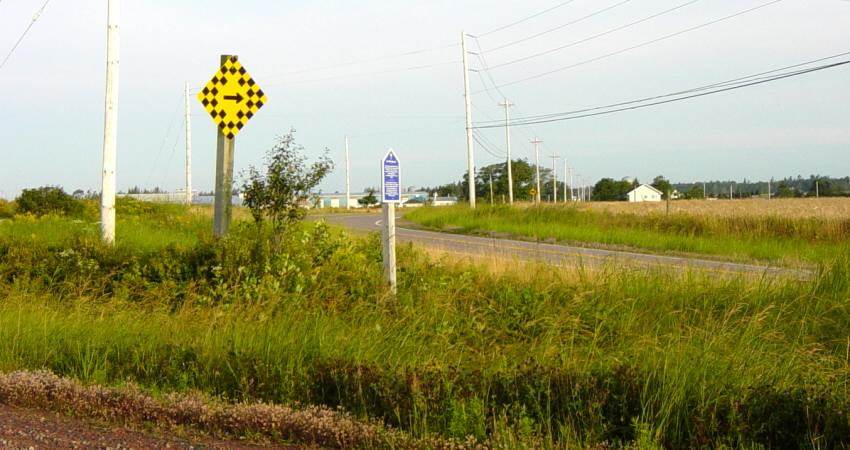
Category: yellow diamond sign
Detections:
[{"x1": 197, "y1": 56, "x2": 267, "y2": 139}]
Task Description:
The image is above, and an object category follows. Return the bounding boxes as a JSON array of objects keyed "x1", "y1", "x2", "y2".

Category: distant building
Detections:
[
  {"x1": 431, "y1": 194, "x2": 459, "y2": 206},
  {"x1": 313, "y1": 191, "x2": 430, "y2": 209},
  {"x1": 627, "y1": 184, "x2": 663, "y2": 203}
]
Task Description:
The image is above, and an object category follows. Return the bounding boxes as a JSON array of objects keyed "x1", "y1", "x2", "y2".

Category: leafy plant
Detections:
[
  {"x1": 358, "y1": 188, "x2": 379, "y2": 208},
  {"x1": 16, "y1": 186, "x2": 83, "y2": 217},
  {"x1": 241, "y1": 132, "x2": 333, "y2": 231},
  {"x1": 0, "y1": 199, "x2": 14, "y2": 218}
]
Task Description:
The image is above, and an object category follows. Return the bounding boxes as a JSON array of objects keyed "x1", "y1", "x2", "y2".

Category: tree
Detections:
[
  {"x1": 358, "y1": 188, "x2": 379, "y2": 207},
  {"x1": 776, "y1": 181, "x2": 797, "y2": 198},
  {"x1": 476, "y1": 159, "x2": 539, "y2": 202},
  {"x1": 684, "y1": 185, "x2": 704, "y2": 200},
  {"x1": 652, "y1": 176, "x2": 672, "y2": 200},
  {"x1": 240, "y1": 132, "x2": 334, "y2": 230},
  {"x1": 16, "y1": 186, "x2": 83, "y2": 217},
  {"x1": 592, "y1": 178, "x2": 632, "y2": 201}
]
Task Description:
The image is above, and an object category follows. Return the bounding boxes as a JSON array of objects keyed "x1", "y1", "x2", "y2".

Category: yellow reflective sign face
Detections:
[{"x1": 197, "y1": 56, "x2": 267, "y2": 139}]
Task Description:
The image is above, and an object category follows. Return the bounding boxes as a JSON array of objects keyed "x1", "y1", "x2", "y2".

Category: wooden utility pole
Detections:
[
  {"x1": 499, "y1": 99, "x2": 514, "y2": 204},
  {"x1": 382, "y1": 202, "x2": 397, "y2": 293},
  {"x1": 184, "y1": 81, "x2": 193, "y2": 205},
  {"x1": 549, "y1": 154, "x2": 560, "y2": 203},
  {"x1": 213, "y1": 54, "x2": 237, "y2": 237},
  {"x1": 489, "y1": 173, "x2": 494, "y2": 205},
  {"x1": 461, "y1": 32, "x2": 476, "y2": 208},
  {"x1": 531, "y1": 137, "x2": 543, "y2": 203},
  {"x1": 345, "y1": 136, "x2": 351, "y2": 209},
  {"x1": 100, "y1": 0, "x2": 120, "y2": 245}
]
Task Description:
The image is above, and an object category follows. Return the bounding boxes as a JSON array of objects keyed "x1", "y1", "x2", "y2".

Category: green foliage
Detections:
[
  {"x1": 0, "y1": 200, "x2": 14, "y2": 219},
  {"x1": 684, "y1": 184, "x2": 705, "y2": 200},
  {"x1": 358, "y1": 188, "x2": 379, "y2": 207},
  {"x1": 1, "y1": 208, "x2": 850, "y2": 447},
  {"x1": 651, "y1": 175, "x2": 672, "y2": 199},
  {"x1": 241, "y1": 132, "x2": 334, "y2": 230},
  {"x1": 406, "y1": 204, "x2": 850, "y2": 264},
  {"x1": 592, "y1": 178, "x2": 634, "y2": 201},
  {"x1": 776, "y1": 181, "x2": 799, "y2": 198},
  {"x1": 15, "y1": 186, "x2": 84, "y2": 217}
]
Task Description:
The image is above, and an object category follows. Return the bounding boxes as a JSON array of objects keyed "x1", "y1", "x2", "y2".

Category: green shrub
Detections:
[
  {"x1": 0, "y1": 199, "x2": 14, "y2": 218},
  {"x1": 15, "y1": 186, "x2": 83, "y2": 217}
]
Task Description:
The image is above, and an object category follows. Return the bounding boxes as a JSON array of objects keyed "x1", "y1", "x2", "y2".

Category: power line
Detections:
[
  {"x1": 259, "y1": 42, "x2": 458, "y2": 79},
  {"x1": 146, "y1": 98, "x2": 183, "y2": 187},
  {"x1": 0, "y1": 0, "x2": 51, "y2": 71},
  {"x1": 476, "y1": 0, "x2": 786, "y2": 93},
  {"x1": 257, "y1": 60, "x2": 460, "y2": 87},
  {"x1": 472, "y1": 59, "x2": 850, "y2": 128},
  {"x1": 477, "y1": 0, "x2": 579, "y2": 37},
  {"x1": 486, "y1": 0, "x2": 702, "y2": 70},
  {"x1": 481, "y1": 0, "x2": 634, "y2": 53},
  {"x1": 474, "y1": 51, "x2": 850, "y2": 126}
]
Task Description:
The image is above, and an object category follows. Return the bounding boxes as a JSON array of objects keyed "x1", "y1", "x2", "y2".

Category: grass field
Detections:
[
  {"x1": 1, "y1": 200, "x2": 849, "y2": 448},
  {"x1": 590, "y1": 198, "x2": 850, "y2": 220},
  {"x1": 405, "y1": 200, "x2": 850, "y2": 266}
]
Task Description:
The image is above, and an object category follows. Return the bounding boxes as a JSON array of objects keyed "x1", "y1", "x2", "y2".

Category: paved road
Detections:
[{"x1": 321, "y1": 212, "x2": 810, "y2": 278}]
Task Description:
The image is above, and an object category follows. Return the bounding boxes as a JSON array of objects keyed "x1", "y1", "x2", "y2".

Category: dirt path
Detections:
[{"x1": 0, "y1": 404, "x2": 294, "y2": 449}]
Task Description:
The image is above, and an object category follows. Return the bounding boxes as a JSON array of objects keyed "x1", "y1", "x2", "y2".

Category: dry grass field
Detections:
[{"x1": 586, "y1": 197, "x2": 850, "y2": 219}]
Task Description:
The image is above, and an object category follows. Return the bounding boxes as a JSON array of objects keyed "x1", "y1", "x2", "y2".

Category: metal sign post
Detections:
[
  {"x1": 381, "y1": 149, "x2": 400, "y2": 293},
  {"x1": 197, "y1": 55, "x2": 267, "y2": 237}
]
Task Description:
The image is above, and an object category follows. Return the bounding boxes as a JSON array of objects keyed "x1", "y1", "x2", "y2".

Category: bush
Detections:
[
  {"x1": 16, "y1": 186, "x2": 84, "y2": 217},
  {"x1": 0, "y1": 199, "x2": 14, "y2": 218}
]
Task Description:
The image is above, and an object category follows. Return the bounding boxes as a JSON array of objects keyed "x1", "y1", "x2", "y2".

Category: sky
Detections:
[{"x1": 1, "y1": 0, "x2": 848, "y2": 199}]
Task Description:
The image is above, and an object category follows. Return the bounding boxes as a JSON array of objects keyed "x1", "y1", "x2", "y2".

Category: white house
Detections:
[{"x1": 627, "y1": 184, "x2": 663, "y2": 203}]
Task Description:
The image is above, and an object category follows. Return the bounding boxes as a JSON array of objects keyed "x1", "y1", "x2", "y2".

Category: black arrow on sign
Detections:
[{"x1": 223, "y1": 93, "x2": 244, "y2": 103}]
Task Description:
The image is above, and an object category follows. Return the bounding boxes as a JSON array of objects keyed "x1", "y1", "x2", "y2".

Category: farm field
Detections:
[
  {"x1": 405, "y1": 199, "x2": 850, "y2": 266},
  {"x1": 0, "y1": 199, "x2": 849, "y2": 448},
  {"x1": 589, "y1": 198, "x2": 850, "y2": 220}
]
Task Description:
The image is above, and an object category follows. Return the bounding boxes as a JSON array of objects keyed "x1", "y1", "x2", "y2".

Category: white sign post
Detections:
[{"x1": 381, "y1": 149, "x2": 400, "y2": 293}]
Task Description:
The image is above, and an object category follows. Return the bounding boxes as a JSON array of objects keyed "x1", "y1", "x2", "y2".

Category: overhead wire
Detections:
[
  {"x1": 472, "y1": 59, "x2": 850, "y2": 128},
  {"x1": 476, "y1": 0, "x2": 579, "y2": 37},
  {"x1": 475, "y1": 0, "x2": 787, "y2": 93},
  {"x1": 260, "y1": 60, "x2": 460, "y2": 87},
  {"x1": 485, "y1": 0, "x2": 702, "y2": 70},
  {"x1": 145, "y1": 98, "x2": 183, "y2": 187},
  {"x1": 474, "y1": 51, "x2": 850, "y2": 126},
  {"x1": 482, "y1": 0, "x2": 634, "y2": 53},
  {"x1": 0, "y1": 0, "x2": 51, "y2": 71},
  {"x1": 259, "y1": 42, "x2": 458, "y2": 79}
]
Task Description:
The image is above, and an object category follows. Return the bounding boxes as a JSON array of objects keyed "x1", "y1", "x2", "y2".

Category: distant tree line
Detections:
[
  {"x1": 426, "y1": 170, "x2": 848, "y2": 203},
  {"x1": 673, "y1": 175, "x2": 850, "y2": 199},
  {"x1": 424, "y1": 159, "x2": 567, "y2": 202}
]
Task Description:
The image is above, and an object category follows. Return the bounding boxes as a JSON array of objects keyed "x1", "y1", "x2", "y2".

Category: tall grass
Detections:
[
  {"x1": 0, "y1": 201, "x2": 848, "y2": 447},
  {"x1": 406, "y1": 204, "x2": 850, "y2": 265}
]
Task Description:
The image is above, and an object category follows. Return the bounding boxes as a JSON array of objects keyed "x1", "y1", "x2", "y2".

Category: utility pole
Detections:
[
  {"x1": 100, "y1": 0, "x2": 120, "y2": 245},
  {"x1": 489, "y1": 172, "x2": 494, "y2": 205},
  {"x1": 184, "y1": 82, "x2": 192, "y2": 205},
  {"x1": 498, "y1": 99, "x2": 514, "y2": 204},
  {"x1": 345, "y1": 136, "x2": 351, "y2": 209},
  {"x1": 213, "y1": 54, "x2": 237, "y2": 237},
  {"x1": 730, "y1": 182, "x2": 734, "y2": 200},
  {"x1": 461, "y1": 32, "x2": 476, "y2": 208},
  {"x1": 563, "y1": 159, "x2": 568, "y2": 203},
  {"x1": 816, "y1": 180, "x2": 820, "y2": 198},
  {"x1": 568, "y1": 166, "x2": 574, "y2": 202},
  {"x1": 768, "y1": 179, "x2": 772, "y2": 200},
  {"x1": 703, "y1": 181, "x2": 707, "y2": 200},
  {"x1": 550, "y1": 154, "x2": 560, "y2": 203},
  {"x1": 531, "y1": 137, "x2": 543, "y2": 203}
]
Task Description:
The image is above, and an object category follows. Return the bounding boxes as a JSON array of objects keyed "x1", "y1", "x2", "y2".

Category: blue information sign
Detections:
[{"x1": 381, "y1": 149, "x2": 401, "y2": 203}]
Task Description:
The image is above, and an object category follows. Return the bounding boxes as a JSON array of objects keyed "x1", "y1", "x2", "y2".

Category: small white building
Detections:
[{"x1": 627, "y1": 184, "x2": 663, "y2": 203}]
